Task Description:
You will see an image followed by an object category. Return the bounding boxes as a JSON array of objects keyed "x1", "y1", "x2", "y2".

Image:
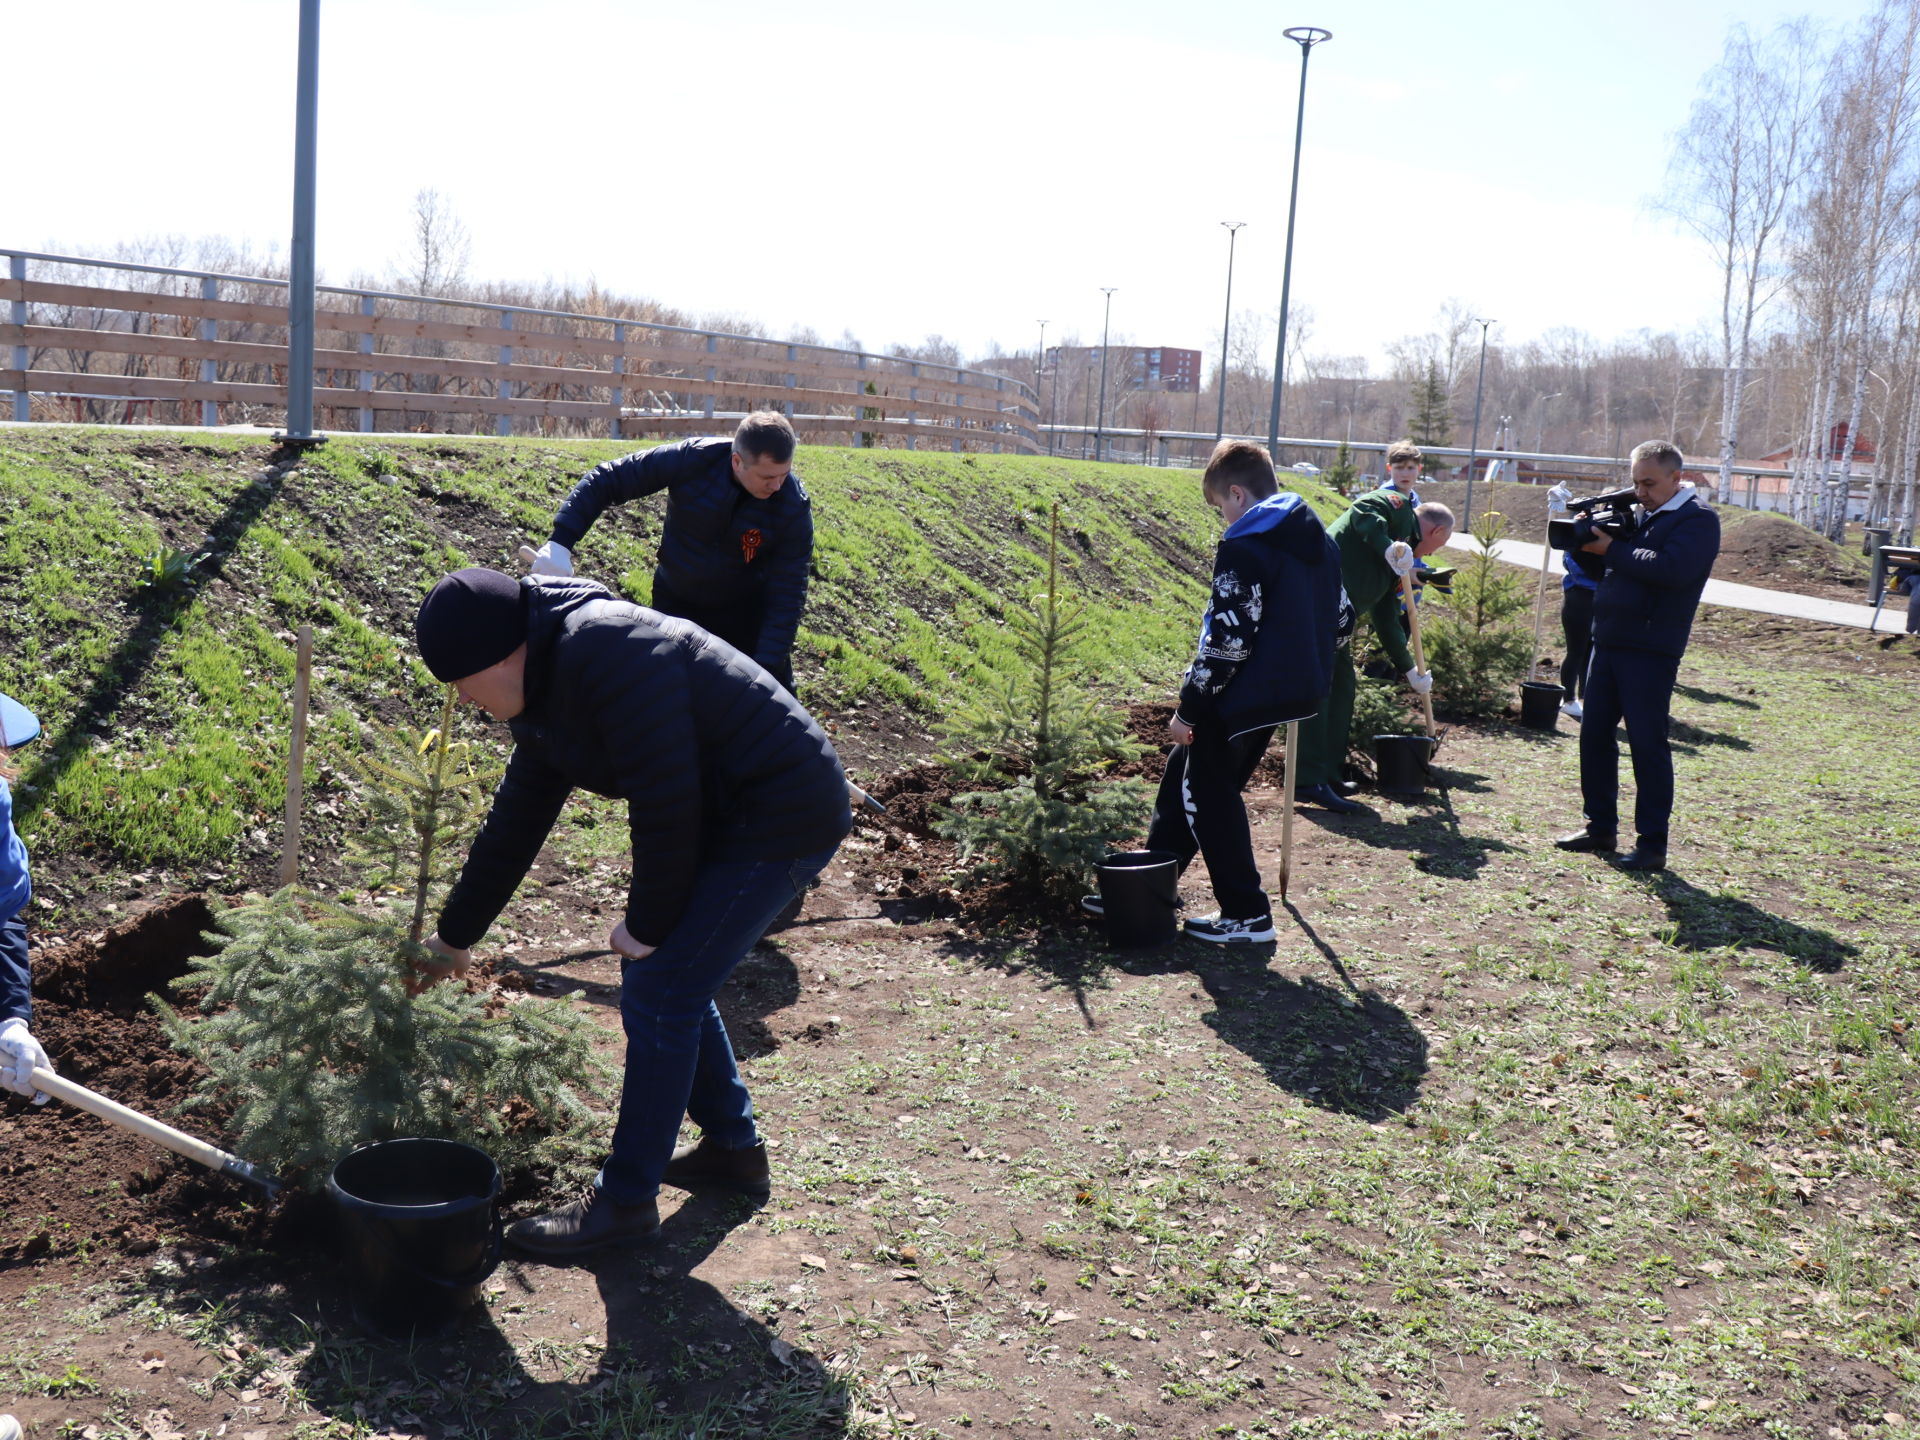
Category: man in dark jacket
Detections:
[
  {"x1": 1293, "y1": 489, "x2": 1453, "y2": 813},
  {"x1": 1131, "y1": 440, "x2": 1347, "y2": 943},
  {"x1": 523, "y1": 411, "x2": 812, "y2": 692},
  {"x1": 413, "y1": 568, "x2": 852, "y2": 1256},
  {"x1": 1554, "y1": 441, "x2": 1721, "y2": 872}
]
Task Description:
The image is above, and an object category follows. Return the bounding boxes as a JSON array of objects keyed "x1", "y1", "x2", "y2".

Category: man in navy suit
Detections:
[{"x1": 1554, "y1": 441, "x2": 1721, "y2": 873}]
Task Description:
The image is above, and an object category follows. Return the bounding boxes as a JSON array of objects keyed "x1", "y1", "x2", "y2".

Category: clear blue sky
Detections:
[{"x1": 11, "y1": 0, "x2": 1880, "y2": 369}]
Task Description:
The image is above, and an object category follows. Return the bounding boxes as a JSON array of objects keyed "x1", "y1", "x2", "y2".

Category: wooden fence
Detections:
[{"x1": 1, "y1": 250, "x2": 1040, "y2": 452}]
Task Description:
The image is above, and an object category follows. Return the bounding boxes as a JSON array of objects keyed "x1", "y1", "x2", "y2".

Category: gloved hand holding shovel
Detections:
[{"x1": 0, "y1": 1018, "x2": 52, "y2": 1105}]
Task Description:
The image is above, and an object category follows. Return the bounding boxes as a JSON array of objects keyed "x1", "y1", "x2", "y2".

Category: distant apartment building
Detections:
[{"x1": 1047, "y1": 345, "x2": 1203, "y2": 394}]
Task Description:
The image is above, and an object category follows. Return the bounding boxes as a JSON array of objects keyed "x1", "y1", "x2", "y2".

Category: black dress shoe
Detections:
[
  {"x1": 506, "y1": 1188, "x2": 659, "y2": 1257},
  {"x1": 1298, "y1": 783, "x2": 1363, "y2": 815},
  {"x1": 1614, "y1": 844, "x2": 1667, "y2": 873},
  {"x1": 1553, "y1": 828, "x2": 1617, "y2": 853},
  {"x1": 662, "y1": 1137, "x2": 772, "y2": 1198}
]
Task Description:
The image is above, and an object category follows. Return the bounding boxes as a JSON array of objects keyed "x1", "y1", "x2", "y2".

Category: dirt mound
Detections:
[
  {"x1": 0, "y1": 895, "x2": 293, "y2": 1260},
  {"x1": 1715, "y1": 510, "x2": 1874, "y2": 599}
]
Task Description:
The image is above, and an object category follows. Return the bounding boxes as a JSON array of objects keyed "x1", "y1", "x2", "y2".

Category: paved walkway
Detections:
[{"x1": 1443, "y1": 534, "x2": 1905, "y2": 632}]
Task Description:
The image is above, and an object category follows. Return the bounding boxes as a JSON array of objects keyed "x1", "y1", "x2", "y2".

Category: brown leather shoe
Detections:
[
  {"x1": 1553, "y1": 828, "x2": 1617, "y2": 853},
  {"x1": 661, "y1": 1137, "x2": 771, "y2": 1198},
  {"x1": 506, "y1": 1188, "x2": 659, "y2": 1257}
]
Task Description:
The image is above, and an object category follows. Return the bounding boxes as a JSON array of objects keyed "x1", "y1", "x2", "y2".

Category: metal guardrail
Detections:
[{"x1": 2, "y1": 248, "x2": 1040, "y2": 451}]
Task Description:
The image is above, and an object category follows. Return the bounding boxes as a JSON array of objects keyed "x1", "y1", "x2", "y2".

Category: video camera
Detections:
[{"x1": 1547, "y1": 487, "x2": 1640, "y2": 551}]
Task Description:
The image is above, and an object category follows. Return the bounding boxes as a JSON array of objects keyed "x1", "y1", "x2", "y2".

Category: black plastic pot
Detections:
[
  {"x1": 1519, "y1": 680, "x2": 1565, "y2": 731},
  {"x1": 1096, "y1": 850, "x2": 1181, "y2": 948},
  {"x1": 1374, "y1": 735, "x2": 1438, "y2": 794},
  {"x1": 327, "y1": 1138, "x2": 502, "y2": 1339}
]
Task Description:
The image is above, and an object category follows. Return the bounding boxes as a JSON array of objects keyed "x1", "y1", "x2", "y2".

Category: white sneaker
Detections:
[
  {"x1": 1182, "y1": 913, "x2": 1277, "y2": 944},
  {"x1": 0, "y1": 1415, "x2": 21, "y2": 1440},
  {"x1": 1559, "y1": 700, "x2": 1583, "y2": 720}
]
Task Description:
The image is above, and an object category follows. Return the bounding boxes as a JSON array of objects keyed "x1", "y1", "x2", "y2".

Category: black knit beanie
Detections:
[{"x1": 415, "y1": 568, "x2": 529, "y2": 682}]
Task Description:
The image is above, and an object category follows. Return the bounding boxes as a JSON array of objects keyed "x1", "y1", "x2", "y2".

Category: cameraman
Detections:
[{"x1": 1554, "y1": 441, "x2": 1720, "y2": 872}]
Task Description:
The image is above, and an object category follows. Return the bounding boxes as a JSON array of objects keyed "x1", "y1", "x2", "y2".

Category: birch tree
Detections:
[{"x1": 1665, "y1": 21, "x2": 1821, "y2": 504}]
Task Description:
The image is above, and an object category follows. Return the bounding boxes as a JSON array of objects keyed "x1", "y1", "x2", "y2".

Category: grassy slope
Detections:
[{"x1": 0, "y1": 428, "x2": 1328, "y2": 900}]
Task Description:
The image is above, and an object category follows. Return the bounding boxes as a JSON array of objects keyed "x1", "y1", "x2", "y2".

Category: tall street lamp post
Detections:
[
  {"x1": 1267, "y1": 25, "x2": 1332, "y2": 454},
  {"x1": 1215, "y1": 221, "x2": 1246, "y2": 442},
  {"x1": 1094, "y1": 287, "x2": 1117, "y2": 462},
  {"x1": 1534, "y1": 392, "x2": 1563, "y2": 454},
  {"x1": 283, "y1": 0, "x2": 323, "y2": 444},
  {"x1": 1462, "y1": 317, "x2": 1495, "y2": 527},
  {"x1": 1036, "y1": 319, "x2": 1048, "y2": 450}
]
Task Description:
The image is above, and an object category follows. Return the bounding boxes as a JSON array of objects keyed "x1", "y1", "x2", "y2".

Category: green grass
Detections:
[{"x1": 0, "y1": 428, "x2": 1300, "y2": 883}]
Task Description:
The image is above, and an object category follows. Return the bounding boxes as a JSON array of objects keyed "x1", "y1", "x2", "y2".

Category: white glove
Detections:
[
  {"x1": 516, "y1": 540, "x2": 573, "y2": 577},
  {"x1": 1384, "y1": 541, "x2": 1415, "y2": 578},
  {"x1": 0, "y1": 1018, "x2": 52, "y2": 1104},
  {"x1": 1405, "y1": 667, "x2": 1434, "y2": 696}
]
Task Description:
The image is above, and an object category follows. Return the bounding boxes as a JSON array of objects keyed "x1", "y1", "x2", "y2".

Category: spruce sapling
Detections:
[
  {"x1": 158, "y1": 689, "x2": 611, "y2": 1190},
  {"x1": 936, "y1": 505, "x2": 1150, "y2": 902}
]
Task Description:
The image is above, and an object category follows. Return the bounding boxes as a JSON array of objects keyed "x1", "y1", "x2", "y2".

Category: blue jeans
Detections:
[
  {"x1": 598, "y1": 846, "x2": 837, "y2": 1204},
  {"x1": 1579, "y1": 645, "x2": 1681, "y2": 846}
]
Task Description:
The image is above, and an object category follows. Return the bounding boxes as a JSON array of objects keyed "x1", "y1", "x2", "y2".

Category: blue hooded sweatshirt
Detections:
[
  {"x1": 1177, "y1": 492, "x2": 1350, "y2": 736},
  {"x1": 0, "y1": 777, "x2": 27, "y2": 924}
]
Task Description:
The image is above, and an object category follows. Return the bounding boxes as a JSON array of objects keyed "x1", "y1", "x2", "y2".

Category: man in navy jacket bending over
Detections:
[
  {"x1": 1128, "y1": 439, "x2": 1346, "y2": 943},
  {"x1": 524, "y1": 411, "x2": 812, "y2": 693},
  {"x1": 1554, "y1": 440, "x2": 1721, "y2": 873},
  {"x1": 414, "y1": 568, "x2": 851, "y2": 1256}
]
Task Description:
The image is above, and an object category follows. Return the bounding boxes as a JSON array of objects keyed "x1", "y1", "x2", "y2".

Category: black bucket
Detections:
[
  {"x1": 1096, "y1": 850, "x2": 1181, "y2": 948},
  {"x1": 327, "y1": 1138, "x2": 503, "y2": 1339},
  {"x1": 1374, "y1": 735, "x2": 1438, "y2": 794},
  {"x1": 1519, "y1": 680, "x2": 1565, "y2": 731}
]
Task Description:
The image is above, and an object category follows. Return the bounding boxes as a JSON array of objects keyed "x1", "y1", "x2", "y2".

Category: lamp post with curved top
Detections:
[
  {"x1": 1215, "y1": 221, "x2": 1245, "y2": 442},
  {"x1": 1463, "y1": 316, "x2": 1495, "y2": 527},
  {"x1": 1266, "y1": 25, "x2": 1332, "y2": 454}
]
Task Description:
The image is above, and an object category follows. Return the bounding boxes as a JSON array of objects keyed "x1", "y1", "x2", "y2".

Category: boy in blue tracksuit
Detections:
[
  {"x1": 0, "y1": 694, "x2": 52, "y2": 1105},
  {"x1": 1144, "y1": 441, "x2": 1347, "y2": 942}
]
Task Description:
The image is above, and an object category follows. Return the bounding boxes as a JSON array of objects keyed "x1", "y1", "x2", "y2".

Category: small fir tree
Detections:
[
  {"x1": 1422, "y1": 509, "x2": 1533, "y2": 718},
  {"x1": 158, "y1": 689, "x2": 611, "y2": 1189},
  {"x1": 936, "y1": 505, "x2": 1151, "y2": 902},
  {"x1": 1324, "y1": 440, "x2": 1358, "y2": 497},
  {"x1": 1407, "y1": 362, "x2": 1454, "y2": 474}
]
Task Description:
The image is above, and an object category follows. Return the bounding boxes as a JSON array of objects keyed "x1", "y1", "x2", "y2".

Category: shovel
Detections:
[{"x1": 29, "y1": 1067, "x2": 282, "y2": 1198}]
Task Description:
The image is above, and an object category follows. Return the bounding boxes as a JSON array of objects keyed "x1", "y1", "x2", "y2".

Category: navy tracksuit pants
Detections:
[{"x1": 1579, "y1": 645, "x2": 1681, "y2": 846}]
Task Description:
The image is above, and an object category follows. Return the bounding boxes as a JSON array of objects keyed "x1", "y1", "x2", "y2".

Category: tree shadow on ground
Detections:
[
  {"x1": 1636, "y1": 871, "x2": 1860, "y2": 975},
  {"x1": 1190, "y1": 906, "x2": 1428, "y2": 1121},
  {"x1": 219, "y1": 1191, "x2": 852, "y2": 1438},
  {"x1": 17, "y1": 450, "x2": 301, "y2": 825},
  {"x1": 1298, "y1": 779, "x2": 1517, "y2": 880},
  {"x1": 1668, "y1": 719, "x2": 1754, "y2": 752},
  {"x1": 1675, "y1": 682, "x2": 1761, "y2": 710}
]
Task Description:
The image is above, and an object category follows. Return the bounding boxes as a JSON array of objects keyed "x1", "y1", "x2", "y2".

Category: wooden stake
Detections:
[
  {"x1": 277, "y1": 624, "x2": 313, "y2": 889},
  {"x1": 1278, "y1": 719, "x2": 1301, "y2": 902},
  {"x1": 1527, "y1": 517, "x2": 1556, "y2": 680},
  {"x1": 1400, "y1": 572, "x2": 1438, "y2": 741}
]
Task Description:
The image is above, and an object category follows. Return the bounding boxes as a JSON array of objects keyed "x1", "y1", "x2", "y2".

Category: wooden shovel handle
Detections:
[
  {"x1": 1400, "y1": 571, "x2": 1437, "y2": 739},
  {"x1": 31, "y1": 1068, "x2": 280, "y2": 1195}
]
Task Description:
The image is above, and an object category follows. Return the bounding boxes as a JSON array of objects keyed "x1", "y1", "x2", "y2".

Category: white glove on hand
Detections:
[
  {"x1": 1405, "y1": 667, "x2": 1434, "y2": 696},
  {"x1": 1384, "y1": 541, "x2": 1416, "y2": 578},
  {"x1": 516, "y1": 540, "x2": 573, "y2": 577},
  {"x1": 0, "y1": 1018, "x2": 52, "y2": 1104}
]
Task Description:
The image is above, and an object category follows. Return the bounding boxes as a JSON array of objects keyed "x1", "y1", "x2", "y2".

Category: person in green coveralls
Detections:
[{"x1": 1294, "y1": 490, "x2": 1454, "y2": 813}]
